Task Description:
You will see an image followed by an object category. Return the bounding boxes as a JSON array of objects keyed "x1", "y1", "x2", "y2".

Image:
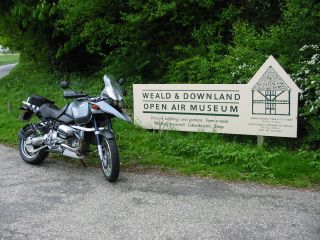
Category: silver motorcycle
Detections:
[{"x1": 18, "y1": 75, "x2": 131, "y2": 182}]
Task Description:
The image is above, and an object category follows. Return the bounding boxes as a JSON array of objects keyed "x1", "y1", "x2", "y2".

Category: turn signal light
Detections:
[{"x1": 91, "y1": 104, "x2": 100, "y2": 110}]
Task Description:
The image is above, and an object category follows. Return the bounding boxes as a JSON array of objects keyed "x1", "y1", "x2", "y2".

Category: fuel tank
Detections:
[{"x1": 65, "y1": 99, "x2": 92, "y2": 125}]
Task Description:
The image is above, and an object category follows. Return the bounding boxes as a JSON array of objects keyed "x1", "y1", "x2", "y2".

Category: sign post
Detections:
[{"x1": 257, "y1": 136, "x2": 264, "y2": 147}]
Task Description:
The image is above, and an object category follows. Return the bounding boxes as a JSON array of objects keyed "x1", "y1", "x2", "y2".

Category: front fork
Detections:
[{"x1": 93, "y1": 116, "x2": 112, "y2": 165}]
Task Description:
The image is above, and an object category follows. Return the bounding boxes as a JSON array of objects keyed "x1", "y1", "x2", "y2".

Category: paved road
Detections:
[
  {"x1": 0, "y1": 145, "x2": 319, "y2": 240},
  {"x1": 0, "y1": 64, "x2": 17, "y2": 78}
]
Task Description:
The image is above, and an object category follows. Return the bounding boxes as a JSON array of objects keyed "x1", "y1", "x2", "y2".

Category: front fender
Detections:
[
  {"x1": 86, "y1": 129, "x2": 115, "y2": 145},
  {"x1": 99, "y1": 129, "x2": 115, "y2": 140},
  {"x1": 96, "y1": 101, "x2": 132, "y2": 122}
]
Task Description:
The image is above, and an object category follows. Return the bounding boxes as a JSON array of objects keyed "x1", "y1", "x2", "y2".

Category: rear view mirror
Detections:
[
  {"x1": 118, "y1": 78, "x2": 125, "y2": 86},
  {"x1": 60, "y1": 81, "x2": 69, "y2": 89}
]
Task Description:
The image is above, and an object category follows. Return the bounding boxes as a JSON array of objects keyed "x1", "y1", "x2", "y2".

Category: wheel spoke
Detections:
[
  {"x1": 99, "y1": 138, "x2": 119, "y2": 182},
  {"x1": 22, "y1": 139, "x2": 38, "y2": 158},
  {"x1": 101, "y1": 140, "x2": 112, "y2": 175}
]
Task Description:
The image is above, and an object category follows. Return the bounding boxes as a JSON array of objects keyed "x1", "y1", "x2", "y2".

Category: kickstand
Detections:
[{"x1": 79, "y1": 159, "x2": 88, "y2": 168}]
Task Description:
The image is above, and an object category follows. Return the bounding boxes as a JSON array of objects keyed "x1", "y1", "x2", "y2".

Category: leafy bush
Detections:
[{"x1": 157, "y1": 133, "x2": 278, "y2": 178}]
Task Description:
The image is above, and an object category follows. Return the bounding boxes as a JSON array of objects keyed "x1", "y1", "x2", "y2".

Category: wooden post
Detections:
[
  {"x1": 257, "y1": 136, "x2": 264, "y2": 147},
  {"x1": 7, "y1": 101, "x2": 12, "y2": 113}
]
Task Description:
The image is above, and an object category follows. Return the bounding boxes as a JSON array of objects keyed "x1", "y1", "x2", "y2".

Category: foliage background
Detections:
[{"x1": 0, "y1": 0, "x2": 319, "y2": 146}]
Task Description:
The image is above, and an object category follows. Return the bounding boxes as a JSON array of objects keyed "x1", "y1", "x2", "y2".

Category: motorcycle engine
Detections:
[
  {"x1": 57, "y1": 125, "x2": 83, "y2": 152},
  {"x1": 57, "y1": 125, "x2": 76, "y2": 139},
  {"x1": 43, "y1": 124, "x2": 84, "y2": 154}
]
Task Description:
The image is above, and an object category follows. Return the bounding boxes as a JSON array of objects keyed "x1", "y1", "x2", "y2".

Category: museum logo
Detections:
[{"x1": 251, "y1": 66, "x2": 291, "y2": 115}]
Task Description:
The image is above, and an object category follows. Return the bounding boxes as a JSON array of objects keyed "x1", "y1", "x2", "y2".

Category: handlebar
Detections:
[{"x1": 89, "y1": 96, "x2": 103, "y2": 102}]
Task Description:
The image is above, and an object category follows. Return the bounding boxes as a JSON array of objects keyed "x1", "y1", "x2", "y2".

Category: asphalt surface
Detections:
[
  {"x1": 0, "y1": 64, "x2": 16, "y2": 78},
  {"x1": 0, "y1": 144, "x2": 319, "y2": 240}
]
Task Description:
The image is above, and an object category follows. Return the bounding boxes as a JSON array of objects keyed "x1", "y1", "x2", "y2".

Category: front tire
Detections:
[
  {"x1": 18, "y1": 126, "x2": 48, "y2": 165},
  {"x1": 100, "y1": 138, "x2": 119, "y2": 182}
]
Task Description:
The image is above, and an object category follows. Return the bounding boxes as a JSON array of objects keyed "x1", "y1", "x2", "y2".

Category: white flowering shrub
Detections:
[
  {"x1": 292, "y1": 44, "x2": 320, "y2": 145},
  {"x1": 0, "y1": 45, "x2": 10, "y2": 53},
  {"x1": 293, "y1": 45, "x2": 320, "y2": 116}
]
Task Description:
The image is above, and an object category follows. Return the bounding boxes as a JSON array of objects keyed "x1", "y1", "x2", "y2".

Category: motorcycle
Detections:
[{"x1": 17, "y1": 75, "x2": 131, "y2": 182}]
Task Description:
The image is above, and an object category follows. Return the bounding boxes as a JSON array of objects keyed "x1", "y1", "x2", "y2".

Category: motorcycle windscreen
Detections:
[
  {"x1": 101, "y1": 75, "x2": 123, "y2": 100},
  {"x1": 70, "y1": 100, "x2": 92, "y2": 125}
]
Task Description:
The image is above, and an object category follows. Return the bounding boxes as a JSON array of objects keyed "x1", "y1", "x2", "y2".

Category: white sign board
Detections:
[{"x1": 133, "y1": 56, "x2": 301, "y2": 138}]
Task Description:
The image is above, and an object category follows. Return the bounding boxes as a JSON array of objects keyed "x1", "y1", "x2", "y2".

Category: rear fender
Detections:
[
  {"x1": 18, "y1": 109, "x2": 33, "y2": 121},
  {"x1": 95, "y1": 101, "x2": 132, "y2": 122},
  {"x1": 18, "y1": 125, "x2": 30, "y2": 140}
]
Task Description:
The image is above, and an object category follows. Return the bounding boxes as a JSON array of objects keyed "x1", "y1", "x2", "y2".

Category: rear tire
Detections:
[
  {"x1": 100, "y1": 138, "x2": 119, "y2": 182},
  {"x1": 18, "y1": 126, "x2": 48, "y2": 165}
]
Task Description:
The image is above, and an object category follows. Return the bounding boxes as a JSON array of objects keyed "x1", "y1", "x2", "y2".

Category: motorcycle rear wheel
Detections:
[
  {"x1": 18, "y1": 125, "x2": 48, "y2": 165},
  {"x1": 100, "y1": 138, "x2": 119, "y2": 182}
]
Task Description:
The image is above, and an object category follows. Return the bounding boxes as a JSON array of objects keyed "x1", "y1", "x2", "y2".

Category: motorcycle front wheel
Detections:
[{"x1": 100, "y1": 138, "x2": 120, "y2": 182}]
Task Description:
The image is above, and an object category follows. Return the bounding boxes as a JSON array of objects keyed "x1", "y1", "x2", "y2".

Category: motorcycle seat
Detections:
[
  {"x1": 28, "y1": 94, "x2": 55, "y2": 107},
  {"x1": 38, "y1": 104, "x2": 68, "y2": 119}
]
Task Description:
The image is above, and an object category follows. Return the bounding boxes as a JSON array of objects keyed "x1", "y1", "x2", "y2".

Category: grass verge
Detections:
[
  {"x1": 0, "y1": 54, "x2": 19, "y2": 66},
  {"x1": 1, "y1": 60, "x2": 319, "y2": 189}
]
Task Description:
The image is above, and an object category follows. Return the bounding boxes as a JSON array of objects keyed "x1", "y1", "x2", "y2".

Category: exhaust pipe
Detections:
[
  {"x1": 61, "y1": 143, "x2": 77, "y2": 152},
  {"x1": 30, "y1": 145, "x2": 48, "y2": 153}
]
